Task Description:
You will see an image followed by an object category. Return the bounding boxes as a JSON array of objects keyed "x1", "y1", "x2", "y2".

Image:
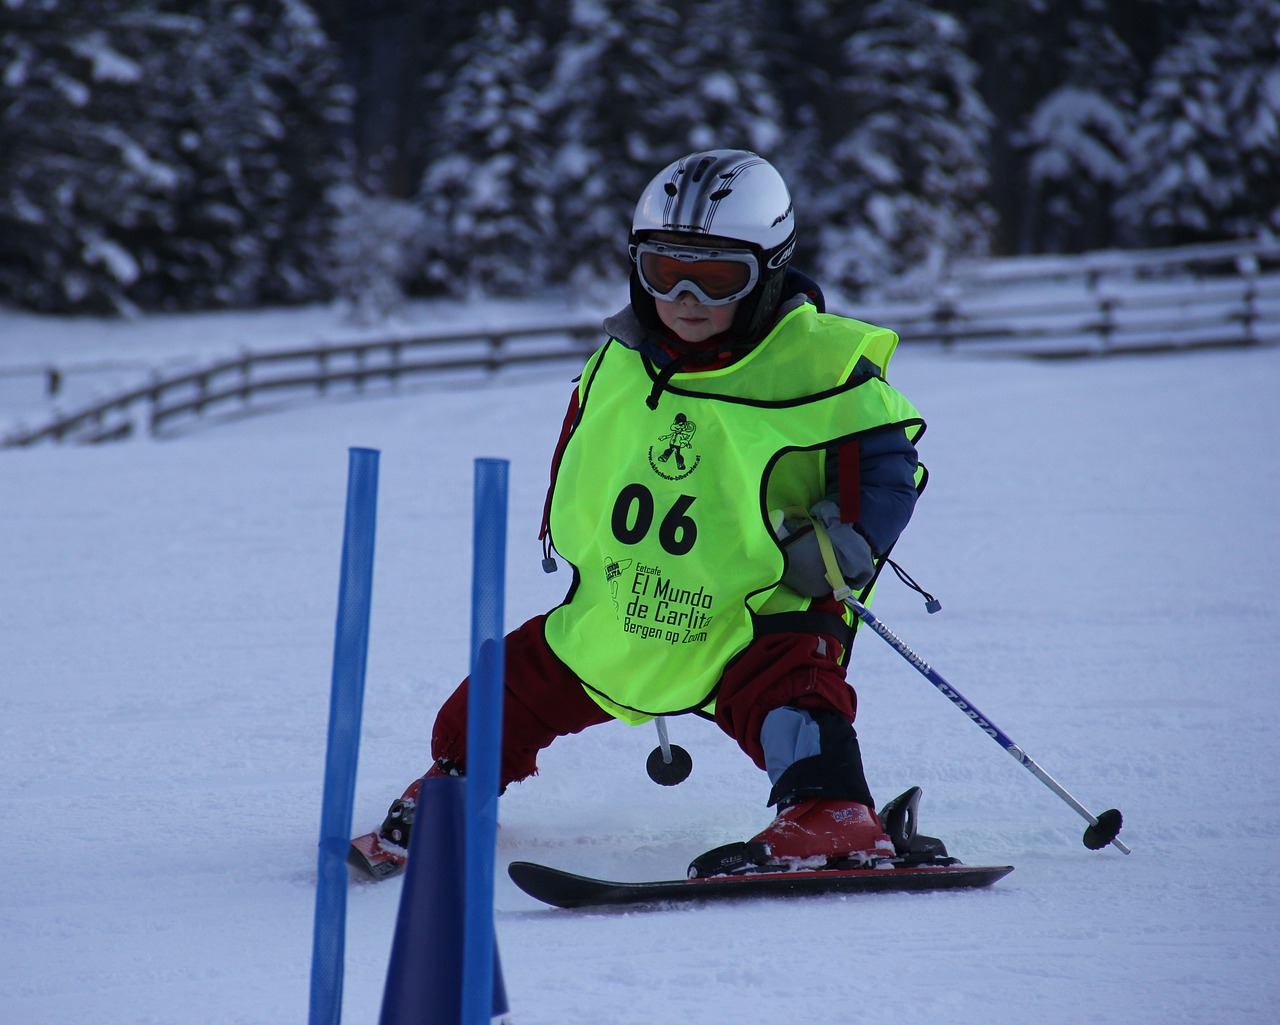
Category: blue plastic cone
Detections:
[{"x1": 378, "y1": 776, "x2": 509, "y2": 1025}]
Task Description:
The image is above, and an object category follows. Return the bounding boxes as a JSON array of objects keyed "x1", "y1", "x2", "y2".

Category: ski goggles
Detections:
[{"x1": 630, "y1": 241, "x2": 760, "y2": 306}]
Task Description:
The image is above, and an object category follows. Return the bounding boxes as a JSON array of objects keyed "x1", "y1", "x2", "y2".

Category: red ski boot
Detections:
[
  {"x1": 377, "y1": 758, "x2": 465, "y2": 847},
  {"x1": 750, "y1": 798, "x2": 896, "y2": 867},
  {"x1": 377, "y1": 777, "x2": 421, "y2": 847},
  {"x1": 348, "y1": 761, "x2": 460, "y2": 880},
  {"x1": 687, "y1": 798, "x2": 896, "y2": 878}
]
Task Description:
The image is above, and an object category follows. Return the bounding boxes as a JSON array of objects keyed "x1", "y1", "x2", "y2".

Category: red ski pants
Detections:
[{"x1": 429, "y1": 604, "x2": 856, "y2": 789}]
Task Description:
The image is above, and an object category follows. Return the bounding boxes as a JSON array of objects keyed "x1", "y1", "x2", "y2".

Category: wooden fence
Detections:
[
  {"x1": 4, "y1": 237, "x2": 1278, "y2": 448},
  {"x1": 860, "y1": 236, "x2": 1280, "y2": 354},
  {"x1": 3, "y1": 319, "x2": 602, "y2": 446}
]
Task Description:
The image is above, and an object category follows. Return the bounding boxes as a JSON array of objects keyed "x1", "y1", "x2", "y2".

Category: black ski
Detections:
[{"x1": 508, "y1": 859, "x2": 1013, "y2": 909}]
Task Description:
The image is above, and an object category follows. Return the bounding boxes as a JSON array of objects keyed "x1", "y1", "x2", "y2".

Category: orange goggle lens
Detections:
[{"x1": 638, "y1": 251, "x2": 754, "y2": 300}]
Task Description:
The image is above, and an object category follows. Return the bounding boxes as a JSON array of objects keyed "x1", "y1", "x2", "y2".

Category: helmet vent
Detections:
[
  {"x1": 708, "y1": 188, "x2": 732, "y2": 201},
  {"x1": 664, "y1": 182, "x2": 678, "y2": 196}
]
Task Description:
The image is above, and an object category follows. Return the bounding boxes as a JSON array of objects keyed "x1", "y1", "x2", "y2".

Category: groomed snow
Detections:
[{"x1": 1, "y1": 300, "x2": 1277, "y2": 1024}]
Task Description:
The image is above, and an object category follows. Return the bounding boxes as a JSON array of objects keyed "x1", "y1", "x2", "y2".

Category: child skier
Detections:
[{"x1": 371, "y1": 149, "x2": 925, "y2": 873}]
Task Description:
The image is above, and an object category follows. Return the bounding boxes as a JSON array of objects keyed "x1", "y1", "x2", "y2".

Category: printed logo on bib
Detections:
[
  {"x1": 604, "y1": 555, "x2": 634, "y2": 616},
  {"x1": 621, "y1": 562, "x2": 716, "y2": 646},
  {"x1": 649, "y1": 412, "x2": 700, "y2": 480}
]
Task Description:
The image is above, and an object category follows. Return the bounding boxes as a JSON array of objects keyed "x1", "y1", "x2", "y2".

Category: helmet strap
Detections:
[
  {"x1": 730, "y1": 265, "x2": 788, "y2": 341},
  {"x1": 629, "y1": 269, "x2": 664, "y2": 333}
]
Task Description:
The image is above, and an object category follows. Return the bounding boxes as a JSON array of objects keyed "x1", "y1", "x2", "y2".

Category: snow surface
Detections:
[{"x1": 2, "y1": 298, "x2": 1279, "y2": 1024}]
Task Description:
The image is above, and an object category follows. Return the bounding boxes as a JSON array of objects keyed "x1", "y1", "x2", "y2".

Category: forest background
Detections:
[{"x1": 2, "y1": 0, "x2": 1278, "y2": 318}]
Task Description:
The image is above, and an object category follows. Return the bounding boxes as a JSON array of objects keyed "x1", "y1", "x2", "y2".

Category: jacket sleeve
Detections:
[
  {"x1": 824, "y1": 426, "x2": 920, "y2": 557},
  {"x1": 782, "y1": 423, "x2": 920, "y2": 595}
]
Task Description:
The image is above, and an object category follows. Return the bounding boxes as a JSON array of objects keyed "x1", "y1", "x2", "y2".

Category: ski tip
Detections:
[{"x1": 348, "y1": 831, "x2": 407, "y2": 881}]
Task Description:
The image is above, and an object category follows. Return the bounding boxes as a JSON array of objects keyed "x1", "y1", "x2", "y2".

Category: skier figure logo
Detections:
[{"x1": 650, "y1": 412, "x2": 700, "y2": 480}]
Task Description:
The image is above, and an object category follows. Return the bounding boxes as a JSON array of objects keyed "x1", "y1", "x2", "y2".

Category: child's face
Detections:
[{"x1": 655, "y1": 292, "x2": 741, "y2": 344}]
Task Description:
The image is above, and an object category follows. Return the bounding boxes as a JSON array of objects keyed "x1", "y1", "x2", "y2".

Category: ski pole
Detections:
[
  {"x1": 655, "y1": 716, "x2": 674, "y2": 762},
  {"x1": 842, "y1": 594, "x2": 1129, "y2": 855}
]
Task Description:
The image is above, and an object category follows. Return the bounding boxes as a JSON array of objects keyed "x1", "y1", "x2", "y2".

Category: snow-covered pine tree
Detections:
[
  {"x1": 776, "y1": 0, "x2": 993, "y2": 296},
  {"x1": 1117, "y1": 0, "x2": 1280, "y2": 245},
  {"x1": 541, "y1": 0, "x2": 684, "y2": 289},
  {"x1": 0, "y1": 0, "x2": 350, "y2": 315},
  {"x1": 658, "y1": 0, "x2": 782, "y2": 159},
  {"x1": 1021, "y1": 8, "x2": 1138, "y2": 253},
  {"x1": 416, "y1": 7, "x2": 555, "y2": 298},
  {"x1": 1223, "y1": 0, "x2": 1280, "y2": 240},
  {"x1": 134, "y1": 0, "x2": 351, "y2": 309},
  {"x1": 931, "y1": 0, "x2": 1101, "y2": 255},
  {"x1": 1, "y1": 0, "x2": 168, "y2": 314},
  {"x1": 326, "y1": 184, "x2": 427, "y2": 322}
]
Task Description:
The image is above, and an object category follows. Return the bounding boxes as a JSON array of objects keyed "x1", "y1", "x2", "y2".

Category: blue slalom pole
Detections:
[
  {"x1": 310, "y1": 447, "x2": 380, "y2": 1025},
  {"x1": 378, "y1": 457, "x2": 510, "y2": 1025},
  {"x1": 462, "y1": 458, "x2": 509, "y2": 1025}
]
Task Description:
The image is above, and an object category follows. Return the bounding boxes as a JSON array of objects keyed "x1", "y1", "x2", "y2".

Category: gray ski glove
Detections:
[{"x1": 777, "y1": 500, "x2": 876, "y2": 597}]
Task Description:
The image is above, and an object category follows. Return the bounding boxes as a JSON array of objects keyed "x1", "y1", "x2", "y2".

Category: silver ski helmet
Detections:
[{"x1": 629, "y1": 149, "x2": 796, "y2": 342}]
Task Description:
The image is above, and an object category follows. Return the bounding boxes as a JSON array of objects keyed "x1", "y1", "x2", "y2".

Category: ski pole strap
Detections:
[
  {"x1": 801, "y1": 508, "x2": 854, "y2": 602},
  {"x1": 885, "y1": 558, "x2": 941, "y2": 614}
]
